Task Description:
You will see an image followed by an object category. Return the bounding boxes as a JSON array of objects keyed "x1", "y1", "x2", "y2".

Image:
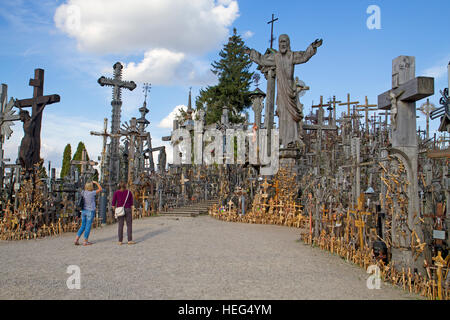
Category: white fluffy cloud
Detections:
[
  {"x1": 54, "y1": 0, "x2": 239, "y2": 55},
  {"x1": 54, "y1": 0, "x2": 236, "y2": 86},
  {"x1": 423, "y1": 57, "x2": 450, "y2": 79},
  {"x1": 4, "y1": 113, "x2": 103, "y2": 175},
  {"x1": 158, "y1": 105, "x2": 187, "y2": 129},
  {"x1": 122, "y1": 49, "x2": 216, "y2": 86},
  {"x1": 243, "y1": 30, "x2": 254, "y2": 39}
]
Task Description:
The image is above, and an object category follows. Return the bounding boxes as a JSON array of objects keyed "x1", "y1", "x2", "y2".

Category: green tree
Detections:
[
  {"x1": 72, "y1": 142, "x2": 89, "y2": 173},
  {"x1": 195, "y1": 28, "x2": 254, "y2": 125},
  {"x1": 60, "y1": 144, "x2": 72, "y2": 179},
  {"x1": 38, "y1": 159, "x2": 48, "y2": 179}
]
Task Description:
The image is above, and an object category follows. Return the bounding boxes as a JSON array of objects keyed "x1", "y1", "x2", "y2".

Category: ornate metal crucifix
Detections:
[{"x1": 98, "y1": 62, "x2": 136, "y2": 186}]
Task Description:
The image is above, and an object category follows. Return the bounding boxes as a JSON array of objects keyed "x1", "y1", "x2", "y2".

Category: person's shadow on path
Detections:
[{"x1": 93, "y1": 227, "x2": 171, "y2": 244}]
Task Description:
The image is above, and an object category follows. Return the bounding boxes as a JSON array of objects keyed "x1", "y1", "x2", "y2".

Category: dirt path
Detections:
[{"x1": 0, "y1": 215, "x2": 420, "y2": 299}]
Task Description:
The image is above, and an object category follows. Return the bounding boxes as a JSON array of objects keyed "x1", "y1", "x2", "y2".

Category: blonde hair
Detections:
[{"x1": 85, "y1": 182, "x2": 94, "y2": 191}]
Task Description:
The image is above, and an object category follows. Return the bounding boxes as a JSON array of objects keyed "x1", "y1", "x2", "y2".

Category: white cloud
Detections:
[
  {"x1": 54, "y1": 0, "x2": 239, "y2": 55},
  {"x1": 122, "y1": 49, "x2": 216, "y2": 86},
  {"x1": 3, "y1": 113, "x2": 103, "y2": 174},
  {"x1": 423, "y1": 57, "x2": 450, "y2": 79},
  {"x1": 158, "y1": 105, "x2": 187, "y2": 129},
  {"x1": 243, "y1": 30, "x2": 254, "y2": 39}
]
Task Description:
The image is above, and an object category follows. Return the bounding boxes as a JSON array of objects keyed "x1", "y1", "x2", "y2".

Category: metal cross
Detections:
[{"x1": 98, "y1": 62, "x2": 136, "y2": 185}]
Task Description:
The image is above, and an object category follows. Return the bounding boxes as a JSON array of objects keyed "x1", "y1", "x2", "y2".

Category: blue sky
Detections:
[{"x1": 1, "y1": 0, "x2": 449, "y2": 173}]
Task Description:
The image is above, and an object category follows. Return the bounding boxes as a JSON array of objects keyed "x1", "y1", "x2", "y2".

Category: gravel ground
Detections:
[{"x1": 0, "y1": 215, "x2": 421, "y2": 300}]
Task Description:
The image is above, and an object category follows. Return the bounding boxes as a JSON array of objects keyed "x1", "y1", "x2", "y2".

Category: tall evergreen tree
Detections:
[
  {"x1": 38, "y1": 159, "x2": 48, "y2": 179},
  {"x1": 60, "y1": 144, "x2": 72, "y2": 179},
  {"x1": 72, "y1": 142, "x2": 89, "y2": 173},
  {"x1": 195, "y1": 28, "x2": 254, "y2": 125}
]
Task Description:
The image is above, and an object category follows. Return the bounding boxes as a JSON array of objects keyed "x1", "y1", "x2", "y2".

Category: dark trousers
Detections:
[{"x1": 118, "y1": 208, "x2": 132, "y2": 242}]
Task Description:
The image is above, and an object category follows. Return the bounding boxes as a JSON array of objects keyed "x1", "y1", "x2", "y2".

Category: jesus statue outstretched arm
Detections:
[
  {"x1": 245, "y1": 48, "x2": 276, "y2": 68},
  {"x1": 293, "y1": 39, "x2": 323, "y2": 65}
]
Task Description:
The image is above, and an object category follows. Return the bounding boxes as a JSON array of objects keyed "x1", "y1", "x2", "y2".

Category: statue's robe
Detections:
[{"x1": 249, "y1": 45, "x2": 317, "y2": 146}]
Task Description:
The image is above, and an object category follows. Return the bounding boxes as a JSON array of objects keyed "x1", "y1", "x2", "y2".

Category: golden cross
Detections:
[
  {"x1": 356, "y1": 96, "x2": 377, "y2": 132},
  {"x1": 261, "y1": 178, "x2": 271, "y2": 193},
  {"x1": 432, "y1": 251, "x2": 446, "y2": 300},
  {"x1": 349, "y1": 194, "x2": 372, "y2": 249},
  {"x1": 312, "y1": 96, "x2": 331, "y2": 109},
  {"x1": 339, "y1": 93, "x2": 359, "y2": 116}
]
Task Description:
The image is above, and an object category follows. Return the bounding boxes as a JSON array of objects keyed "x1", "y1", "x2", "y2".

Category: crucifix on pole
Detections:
[
  {"x1": 267, "y1": 14, "x2": 279, "y2": 49},
  {"x1": 15, "y1": 68, "x2": 60, "y2": 173}
]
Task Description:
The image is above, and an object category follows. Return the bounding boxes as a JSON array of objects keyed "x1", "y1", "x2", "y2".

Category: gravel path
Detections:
[{"x1": 0, "y1": 215, "x2": 421, "y2": 300}]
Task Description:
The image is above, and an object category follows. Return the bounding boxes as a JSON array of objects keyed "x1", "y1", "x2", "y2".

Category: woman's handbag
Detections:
[
  {"x1": 76, "y1": 193, "x2": 84, "y2": 217},
  {"x1": 115, "y1": 191, "x2": 130, "y2": 219}
]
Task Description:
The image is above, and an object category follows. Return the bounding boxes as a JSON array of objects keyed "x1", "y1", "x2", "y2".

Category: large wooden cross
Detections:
[
  {"x1": 378, "y1": 56, "x2": 434, "y2": 148},
  {"x1": 15, "y1": 69, "x2": 60, "y2": 170},
  {"x1": 339, "y1": 93, "x2": 359, "y2": 117}
]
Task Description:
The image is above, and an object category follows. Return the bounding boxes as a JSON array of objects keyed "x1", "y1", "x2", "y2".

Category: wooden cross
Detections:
[
  {"x1": 138, "y1": 189, "x2": 150, "y2": 213},
  {"x1": 339, "y1": 93, "x2": 359, "y2": 117},
  {"x1": 378, "y1": 56, "x2": 434, "y2": 148},
  {"x1": 90, "y1": 118, "x2": 109, "y2": 184},
  {"x1": 349, "y1": 193, "x2": 372, "y2": 249},
  {"x1": 312, "y1": 96, "x2": 331, "y2": 110},
  {"x1": 267, "y1": 14, "x2": 279, "y2": 49},
  {"x1": 261, "y1": 178, "x2": 271, "y2": 194},
  {"x1": 432, "y1": 251, "x2": 446, "y2": 300},
  {"x1": 356, "y1": 96, "x2": 377, "y2": 133},
  {"x1": 328, "y1": 95, "x2": 342, "y2": 126},
  {"x1": 71, "y1": 148, "x2": 97, "y2": 175},
  {"x1": 14, "y1": 69, "x2": 60, "y2": 170}
]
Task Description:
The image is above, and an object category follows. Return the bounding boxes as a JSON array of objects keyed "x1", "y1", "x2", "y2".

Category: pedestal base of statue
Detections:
[{"x1": 279, "y1": 147, "x2": 300, "y2": 175}]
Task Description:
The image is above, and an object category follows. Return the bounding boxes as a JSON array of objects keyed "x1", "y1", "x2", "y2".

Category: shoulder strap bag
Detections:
[{"x1": 115, "y1": 191, "x2": 130, "y2": 219}]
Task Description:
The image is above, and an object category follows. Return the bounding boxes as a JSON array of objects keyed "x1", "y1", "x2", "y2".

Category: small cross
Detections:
[
  {"x1": 356, "y1": 96, "x2": 377, "y2": 133},
  {"x1": 267, "y1": 14, "x2": 279, "y2": 49}
]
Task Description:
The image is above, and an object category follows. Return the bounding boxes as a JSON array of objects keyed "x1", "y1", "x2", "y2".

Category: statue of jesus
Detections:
[{"x1": 246, "y1": 35, "x2": 322, "y2": 148}]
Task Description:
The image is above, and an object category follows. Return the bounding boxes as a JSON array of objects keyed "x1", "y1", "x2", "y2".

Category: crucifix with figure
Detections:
[
  {"x1": 14, "y1": 69, "x2": 60, "y2": 173},
  {"x1": 246, "y1": 34, "x2": 322, "y2": 149},
  {"x1": 378, "y1": 55, "x2": 434, "y2": 269}
]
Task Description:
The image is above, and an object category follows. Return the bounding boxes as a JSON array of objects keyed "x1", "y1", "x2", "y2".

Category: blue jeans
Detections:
[{"x1": 77, "y1": 210, "x2": 95, "y2": 240}]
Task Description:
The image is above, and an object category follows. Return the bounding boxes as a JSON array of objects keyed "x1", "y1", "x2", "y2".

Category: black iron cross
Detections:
[{"x1": 267, "y1": 14, "x2": 279, "y2": 49}]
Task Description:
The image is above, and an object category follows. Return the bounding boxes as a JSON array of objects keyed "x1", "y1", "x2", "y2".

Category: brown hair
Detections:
[{"x1": 118, "y1": 181, "x2": 127, "y2": 190}]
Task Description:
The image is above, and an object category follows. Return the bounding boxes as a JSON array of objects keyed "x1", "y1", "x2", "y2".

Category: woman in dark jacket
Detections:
[{"x1": 112, "y1": 181, "x2": 135, "y2": 245}]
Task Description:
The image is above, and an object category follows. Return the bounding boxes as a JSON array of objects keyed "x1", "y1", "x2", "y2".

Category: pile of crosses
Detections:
[
  {"x1": 208, "y1": 54, "x2": 449, "y2": 299},
  {"x1": 210, "y1": 167, "x2": 307, "y2": 228}
]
